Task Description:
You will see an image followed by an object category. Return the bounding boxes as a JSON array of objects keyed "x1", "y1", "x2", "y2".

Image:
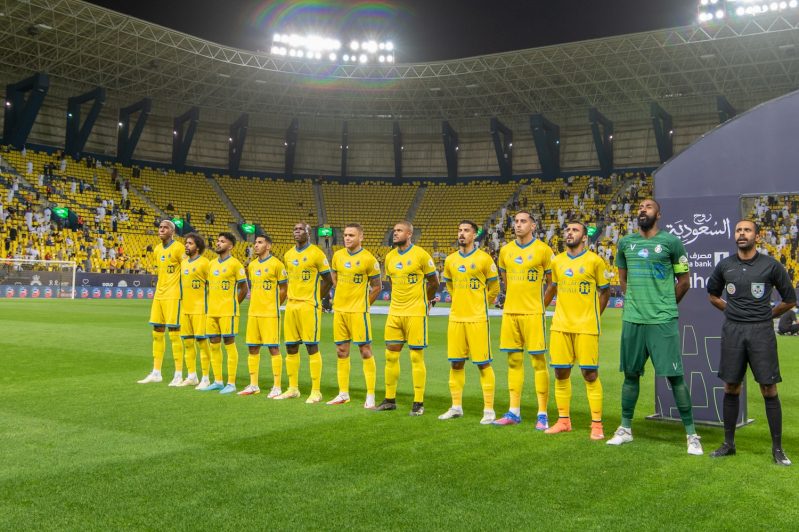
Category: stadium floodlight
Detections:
[
  {"x1": 271, "y1": 32, "x2": 396, "y2": 63},
  {"x1": 350, "y1": 40, "x2": 359, "y2": 51},
  {"x1": 387, "y1": 55, "x2": 394, "y2": 63},
  {"x1": 359, "y1": 54, "x2": 367, "y2": 63},
  {"x1": 378, "y1": 55, "x2": 385, "y2": 62},
  {"x1": 329, "y1": 52, "x2": 337, "y2": 61},
  {"x1": 386, "y1": 41, "x2": 394, "y2": 51}
]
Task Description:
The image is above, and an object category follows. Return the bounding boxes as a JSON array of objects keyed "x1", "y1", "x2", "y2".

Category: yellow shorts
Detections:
[
  {"x1": 181, "y1": 313, "x2": 206, "y2": 338},
  {"x1": 334, "y1": 311, "x2": 372, "y2": 345},
  {"x1": 149, "y1": 298, "x2": 181, "y2": 328},
  {"x1": 448, "y1": 320, "x2": 492, "y2": 365},
  {"x1": 206, "y1": 315, "x2": 239, "y2": 338},
  {"x1": 284, "y1": 303, "x2": 322, "y2": 345},
  {"x1": 549, "y1": 330, "x2": 599, "y2": 369},
  {"x1": 384, "y1": 314, "x2": 428, "y2": 349},
  {"x1": 499, "y1": 313, "x2": 546, "y2": 355},
  {"x1": 246, "y1": 315, "x2": 280, "y2": 347}
]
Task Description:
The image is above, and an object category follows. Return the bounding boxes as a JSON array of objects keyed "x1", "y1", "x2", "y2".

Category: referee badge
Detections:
[
  {"x1": 726, "y1": 283, "x2": 736, "y2": 295},
  {"x1": 751, "y1": 283, "x2": 765, "y2": 299}
]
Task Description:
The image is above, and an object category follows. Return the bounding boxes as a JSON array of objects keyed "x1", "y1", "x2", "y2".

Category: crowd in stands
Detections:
[{"x1": 750, "y1": 194, "x2": 799, "y2": 287}]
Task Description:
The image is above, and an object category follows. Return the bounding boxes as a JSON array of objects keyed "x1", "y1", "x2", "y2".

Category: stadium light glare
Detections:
[
  {"x1": 716, "y1": 9, "x2": 725, "y2": 17},
  {"x1": 378, "y1": 55, "x2": 385, "y2": 62},
  {"x1": 343, "y1": 54, "x2": 350, "y2": 61},
  {"x1": 350, "y1": 40, "x2": 359, "y2": 51},
  {"x1": 359, "y1": 54, "x2": 367, "y2": 63},
  {"x1": 386, "y1": 41, "x2": 394, "y2": 51},
  {"x1": 387, "y1": 55, "x2": 394, "y2": 63},
  {"x1": 791, "y1": 0, "x2": 798, "y2": 8},
  {"x1": 329, "y1": 52, "x2": 337, "y2": 61}
]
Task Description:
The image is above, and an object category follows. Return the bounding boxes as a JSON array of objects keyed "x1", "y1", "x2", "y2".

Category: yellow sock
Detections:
[
  {"x1": 169, "y1": 331, "x2": 184, "y2": 372},
  {"x1": 286, "y1": 353, "x2": 300, "y2": 389},
  {"x1": 337, "y1": 356, "x2": 351, "y2": 393},
  {"x1": 309, "y1": 352, "x2": 322, "y2": 392},
  {"x1": 585, "y1": 377, "x2": 603, "y2": 422},
  {"x1": 199, "y1": 340, "x2": 211, "y2": 379},
  {"x1": 554, "y1": 377, "x2": 572, "y2": 419},
  {"x1": 152, "y1": 330, "x2": 165, "y2": 371},
  {"x1": 410, "y1": 349, "x2": 426, "y2": 402},
  {"x1": 508, "y1": 352, "x2": 524, "y2": 411},
  {"x1": 362, "y1": 356, "x2": 376, "y2": 395},
  {"x1": 449, "y1": 367, "x2": 466, "y2": 408},
  {"x1": 248, "y1": 351, "x2": 260, "y2": 387},
  {"x1": 385, "y1": 349, "x2": 400, "y2": 400},
  {"x1": 271, "y1": 353, "x2": 283, "y2": 388},
  {"x1": 210, "y1": 342, "x2": 223, "y2": 382},
  {"x1": 478, "y1": 364, "x2": 496, "y2": 411},
  {"x1": 183, "y1": 337, "x2": 197, "y2": 375},
  {"x1": 225, "y1": 342, "x2": 239, "y2": 385},
  {"x1": 532, "y1": 354, "x2": 550, "y2": 414}
]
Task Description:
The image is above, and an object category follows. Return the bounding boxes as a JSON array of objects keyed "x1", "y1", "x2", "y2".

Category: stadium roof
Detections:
[{"x1": 3, "y1": 0, "x2": 799, "y2": 122}]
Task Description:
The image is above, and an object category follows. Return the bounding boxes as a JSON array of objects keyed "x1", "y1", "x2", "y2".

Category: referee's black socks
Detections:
[
  {"x1": 764, "y1": 395, "x2": 782, "y2": 450},
  {"x1": 723, "y1": 392, "x2": 739, "y2": 446}
]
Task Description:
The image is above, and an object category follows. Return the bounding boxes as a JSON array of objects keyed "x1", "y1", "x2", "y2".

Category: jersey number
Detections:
[
  {"x1": 353, "y1": 274, "x2": 363, "y2": 284},
  {"x1": 262, "y1": 280, "x2": 273, "y2": 290},
  {"x1": 579, "y1": 281, "x2": 591, "y2": 295},
  {"x1": 221, "y1": 280, "x2": 231, "y2": 290},
  {"x1": 166, "y1": 265, "x2": 176, "y2": 274},
  {"x1": 191, "y1": 279, "x2": 202, "y2": 290},
  {"x1": 527, "y1": 269, "x2": 538, "y2": 282},
  {"x1": 469, "y1": 278, "x2": 481, "y2": 290},
  {"x1": 302, "y1": 270, "x2": 311, "y2": 281},
  {"x1": 407, "y1": 273, "x2": 418, "y2": 284}
]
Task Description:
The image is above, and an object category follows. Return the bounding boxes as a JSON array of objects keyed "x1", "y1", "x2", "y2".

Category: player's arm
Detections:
[
  {"x1": 486, "y1": 277, "x2": 500, "y2": 304},
  {"x1": 320, "y1": 271, "x2": 333, "y2": 299},
  {"x1": 543, "y1": 282, "x2": 557, "y2": 307},
  {"x1": 278, "y1": 281, "x2": 287, "y2": 305},
  {"x1": 618, "y1": 268, "x2": 627, "y2": 296},
  {"x1": 674, "y1": 272, "x2": 689, "y2": 304},
  {"x1": 237, "y1": 277, "x2": 248, "y2": 303},
  {"x1": 426, "y1": 271, "x2": 440, "y2": 305},
  {"x1": 598, "y1": 285, "x2": 610, "y2": 314},
  {"x1": 368, "y1": 275, "x2": 382, "y2": 305}
]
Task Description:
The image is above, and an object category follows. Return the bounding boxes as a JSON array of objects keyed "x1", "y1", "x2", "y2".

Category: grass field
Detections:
[{"x1": 1, "y1": 299, "x2": 797, "y2": 530}]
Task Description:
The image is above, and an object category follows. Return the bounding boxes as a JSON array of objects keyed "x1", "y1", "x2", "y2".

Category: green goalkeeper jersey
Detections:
[{"x1": 615, "y1": 230, "x2": 689, "y2": 324}]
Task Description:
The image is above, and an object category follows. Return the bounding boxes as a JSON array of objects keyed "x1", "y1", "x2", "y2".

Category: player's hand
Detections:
[{"x1": 322, "y1": 295, "x2": 332, "y2": 312}]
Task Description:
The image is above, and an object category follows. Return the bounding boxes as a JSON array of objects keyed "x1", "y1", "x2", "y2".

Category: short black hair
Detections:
[
  {"x1": 514, "y1": 210, "x2": 535, "y2": 223},
  {"x1": 184, "y1": 232, "x2": 205, "y2": 254},
  {"x1": 737, "y1": 219, "x2": 759, "y2": 234},
  {"x1": 218, "y1": 231, "x2": 237, "y2": 245},
  {"x1": 565, "y1": 219, "x2": 587, "y2": 237},
  {"x1": 459, "y1": 220, "x2": 479, "y2": 233},
  {"x1": 255, "y1": 232, "x2": 272, "y2": 244},
  {"x1": 642, "y1": 197, "x2": 661, "y2": 213}
]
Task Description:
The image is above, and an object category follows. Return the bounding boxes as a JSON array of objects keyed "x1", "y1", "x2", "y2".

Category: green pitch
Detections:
[{"x1": 1, "y1": 300, "x2": 797, "y2": 529}]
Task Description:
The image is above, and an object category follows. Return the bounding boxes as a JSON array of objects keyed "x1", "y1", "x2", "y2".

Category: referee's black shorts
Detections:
[{"x1": 720, "y1": 320, "x2": 781, "y2": 385}]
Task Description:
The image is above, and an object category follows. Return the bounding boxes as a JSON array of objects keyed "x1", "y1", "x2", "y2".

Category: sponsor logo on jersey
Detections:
[
  {"x1": 184, "y1": 269, "x2": 189, "y2": 275},
  {"x1": 751, "y1": 282, "x2": 765, "y2": 298},
  {"x1": 255, "y1": 269, "x2": 261, "y2": 276},
  {"x1": 637, "y1": 248, "x2": 649, "y2": 258},
  {"x1": 344, "y1": 261, "x2": 352, "y2": 269},
  {"x1": 292, "y1": 259, "x2": 299, "y2": 266},
  {"x1": 564, "y1": 268, "x2": 574, "y2": 277},
  {"x1": 161, "y1": 255, "x2": 166, "y2": 262},
  {"x1": 213, "y1": 270, "x2": 220, "y2": 276},
  {"x1": 514, "y1": 256, "x2": 523, "y2": 264},
  {"x1": 458, "y1": 265, "x2": 467, "y2": 273},
  {"x1": 396, "y1": 262, "x2": 403, "y2": 270}
]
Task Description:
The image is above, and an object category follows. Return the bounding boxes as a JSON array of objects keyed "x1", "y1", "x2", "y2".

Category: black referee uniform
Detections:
[{"x1": 707, "y1": 251, "x2": 796, "y2": 464}]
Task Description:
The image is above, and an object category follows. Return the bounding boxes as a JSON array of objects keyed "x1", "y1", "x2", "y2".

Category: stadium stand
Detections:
[{"x1": 747, "y1": 194, "x2": 799, "y2": 285}]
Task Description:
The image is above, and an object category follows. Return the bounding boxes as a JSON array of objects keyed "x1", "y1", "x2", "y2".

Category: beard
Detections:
[
  {"x1": 736, "y1": 238, "x2": 755, "y2": 251},
  {"x1": 394, "y1": 238, "x2": 407, "y2": 247},
  {"x1": 638, "y1": 213, "x2": 656, "y2": 231}
]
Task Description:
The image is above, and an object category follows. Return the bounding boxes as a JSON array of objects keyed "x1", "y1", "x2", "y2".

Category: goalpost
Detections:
[{"x1": 0, "y1": 258, "x2": 78, "y2": 299}]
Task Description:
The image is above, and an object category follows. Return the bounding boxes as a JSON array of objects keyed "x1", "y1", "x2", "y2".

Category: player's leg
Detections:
[
  {"x1": 267, "y1": 346, "x2": 283, "y2": 398},
  {"x1": 275, "y1": 305, "x2": 302, "y2": 399},
  {"x1": 711, "y1": 320, "x2": 747, "y2": 458},
  {"x1": 377, "y1": 314, "x2": 404, "y2": 411},
  {"x1": 241, "y1": 315, "x2": 262, "y2": 396},
  {"x1": 439, "y1": 321, "x2": 467, "y2": 420},
  {"x1": 577, "y1": 333, "x2": 603, "y2": 440},
  {"x1": 203, "y1": 317, "x2": 225, "y2": 391},
  {"x1": 328, "y1": 312, "x2": 352, "y2": 405},
  {"x1": 140, "y1": 300, "x2": 166, "y2": 383},
  {"x1": 407, "y1": 316, "x2": 428, "y2": 416},
  {"x1": 352, "y1": 312, "x2": 376, "y2": 409},
  {"x1": 527, "y1": 314, "x2": 550, "y2": 430},
  {"x1": 748, "y1": 322, "x2": 789, "y2": 465},
  {"x1": 196, "y1": 337, "x2": 211, "y2": 389},
  {"x1": 162, "y1": 300, "x2": 183, "y2": 386},
  {"x1": 220, "y1": 317, "x2": 240, "y2": 394},
  {"x1": 546, "y1": 331, "x2": 574, "y2": 434},
  {"x1": 468, "y1": 321, "x2": 496, "y2": 425},
  {"x1": 496, "y1": 315, "x2": 523, "y2": 425},
  {"x1": 304, "y1": 306, "x2": 324, "y2": 404},
  {"x1": 607, "y1": 321, "x2": 646, "y2": 445}
]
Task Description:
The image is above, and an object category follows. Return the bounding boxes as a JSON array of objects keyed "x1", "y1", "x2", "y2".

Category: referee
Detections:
[{"x1": 707, "y1": 219, "x2": 797, "y2": 466}]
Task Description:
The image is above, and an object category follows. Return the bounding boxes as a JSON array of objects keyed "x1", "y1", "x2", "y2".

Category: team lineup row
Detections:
[{"x1": 136, "y1": 199, "x2": 796, "y2": 464}]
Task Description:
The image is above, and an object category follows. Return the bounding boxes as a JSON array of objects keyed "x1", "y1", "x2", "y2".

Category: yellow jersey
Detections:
[
  {"x1": 247, "y1": 255, "x2": 288, "y2": 318},
  {"x1": 498, "y1": 238, "x2": 553, "y2": 315},
  {"x1": 331, "y1": 247, "x2": 381, "y2": 313},
  {"x1": 153, "y1": 239, "x2": 183, "y2": 300},
  {"x1": 442, "y1": 246, "x2": 499, "y2": 323},
  {"x1": 180, "y1": 255, "x2": 210, "y2": 315},
  {"x1": 550, "y1": 249, "x2": 609, "y2": 335},
  {"x1": 385, "y1": 244, "x2": 437, "y2": 317},
  {"x1": 206, "y1": 255, "x2": 247, "y2": 317},
  {"x1": 284, "y1": 243, "x2": 330, "y2": 307}
]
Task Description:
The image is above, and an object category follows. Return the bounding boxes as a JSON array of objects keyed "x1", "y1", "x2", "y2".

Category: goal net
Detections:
[{"x1": 0, "y1": 258, "x2": 77, "y2": 299}]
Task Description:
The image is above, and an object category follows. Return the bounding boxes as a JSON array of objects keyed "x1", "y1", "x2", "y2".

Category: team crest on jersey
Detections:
[
  {"x1": 751, "y1": 283, "x2": 765, "y2": 298},
  {"x1": 406, "y1": 260, "x2": 412, "y2": 266},
  {"x1": 579, "y1": 267, "x2": 585, "y2": 273},
  {"x1": 303, "y1": 257, "x2": 307, "y2": 262},
  {"x1": 655, "y1": 244, "x2": 663, "y2": 253},
  {"x1": 471, "y1": 263, "x2": 476, "y2": 269},
  {"x1": 292, "y1": 259, "x2": 299, "y2": 266},
  {"x1": 726, "y1": 283, "x2": 736, "y2": 295},
  {"x1": 514, "y1": 256, "x2": 523, "y2": 264},
  {"x1": 564, "y1": 268, "x2": 574, "y2": 277},
  {"x1": 637, "y1": 248, "x2": 649, "y2": 258},
  {"x1": 222, "y1": 268, "x2": 227, "y2": 273},
  {"x1": 356, "y1": 261, "x2": 360, "y2": 266},
  {"x1": 344, "y1": 261, "x2": 352, "y2": 269},
  {"x1": 458, "y1": 265, "x2": 467, "y2": 273}
]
